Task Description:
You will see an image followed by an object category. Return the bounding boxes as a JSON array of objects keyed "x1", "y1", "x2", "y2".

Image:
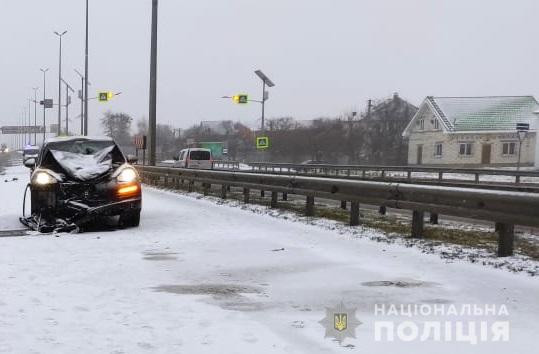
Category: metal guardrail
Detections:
[
  {"x1": 137, "y1": 165, "x2": 539, "y2": 257},
  {"x1": 211, "y1": 161, "x2": 539, "y2": 185}
]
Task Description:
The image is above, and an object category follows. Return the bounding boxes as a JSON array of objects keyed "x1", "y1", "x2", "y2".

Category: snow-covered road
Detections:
[{"x1": 0, "y1": 165, "x2": 537, "y2": 353}]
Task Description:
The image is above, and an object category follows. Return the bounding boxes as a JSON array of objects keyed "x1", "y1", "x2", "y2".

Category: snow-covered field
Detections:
[{"x1": 0, "y1": 165, "x2": 538, "y2": 353}]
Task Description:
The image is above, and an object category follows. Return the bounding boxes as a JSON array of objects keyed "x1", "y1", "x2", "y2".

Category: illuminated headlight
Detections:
[
  {"x1": 33, "y1": 172, "x2": 57, "y2": 185},
  {"x1": 117, "y1": 168, "x2": 138, "y2": 183}
]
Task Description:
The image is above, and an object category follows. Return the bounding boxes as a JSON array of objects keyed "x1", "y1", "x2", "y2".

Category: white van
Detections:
[{"x1": 173, "y1": 148, "x2": 213, "y2": 169}]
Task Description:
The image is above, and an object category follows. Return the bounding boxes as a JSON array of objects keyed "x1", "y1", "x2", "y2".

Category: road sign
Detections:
[
  {"x1": 98, "y1": 91, "x2": 113, "y2": 102},
  {"x1": 39, "y1": 99, "x2": 54, "y2": 109},
  {"x1": 133, "y1": 135, "x2": 147, "y2": 149},
  {"x1": 256, "y1": 136, "x2": 270, "y2": 150},
  {"x1": 516, "y1": 123, "x2": 530, "y2": 131},
  {"x1": 233, "y1": 94, "x2": 248, "y2": 104},
  {"x1": 0, "y1": 126, "x2": 45, "y2": 134}
]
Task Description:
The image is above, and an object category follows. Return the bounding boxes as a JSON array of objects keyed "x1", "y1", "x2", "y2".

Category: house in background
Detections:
[{"x1": 402, "y1": 96, "x2": 539, "y2": 167}]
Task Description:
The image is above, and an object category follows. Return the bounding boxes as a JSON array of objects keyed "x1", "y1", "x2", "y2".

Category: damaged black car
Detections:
[{"x1": 20, "y1": 136, "x2": 142, "y2": 233}]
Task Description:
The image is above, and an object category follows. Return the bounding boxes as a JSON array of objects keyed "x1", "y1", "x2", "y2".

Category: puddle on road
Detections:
[
  {"x1": 361, "y1": 280, "x2": 436, "y2": 288},
  {"x1": 152, "y1": 284, "x2": 261, "y2": 296},
  {"x1": 143, "y1": 251, "x2": 179, "y2": 261},
  {"x1": 152, "y1": 284, "x2": 267, "y2": 312}
]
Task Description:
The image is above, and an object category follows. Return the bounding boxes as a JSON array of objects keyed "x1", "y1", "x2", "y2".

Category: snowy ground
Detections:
[{"x1": 0, "y1": 164, "x2": 538, "y2": 353}]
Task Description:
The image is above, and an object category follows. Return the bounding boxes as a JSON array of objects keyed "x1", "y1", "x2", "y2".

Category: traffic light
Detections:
[
  {"x1": 98, "y1": 91, "x2": 113, "y2": 102},
  {"x1": 233, "y1": 94, "x2": 248, "y2": 104}
]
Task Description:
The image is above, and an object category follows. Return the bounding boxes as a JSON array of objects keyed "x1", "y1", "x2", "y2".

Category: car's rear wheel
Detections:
[{"x1": 119, "y1": 210, "x2": 140, "y2": 228}]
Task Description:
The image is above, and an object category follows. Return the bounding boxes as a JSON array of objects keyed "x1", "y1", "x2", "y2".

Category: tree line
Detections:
[{"x1": 100, "y1": 93, "x2": 417, "y2": 165}]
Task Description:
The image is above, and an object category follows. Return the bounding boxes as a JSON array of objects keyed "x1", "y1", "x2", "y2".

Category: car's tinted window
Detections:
[{"x1": 189, "y1": 150, "x2": 211, "y2": 160}]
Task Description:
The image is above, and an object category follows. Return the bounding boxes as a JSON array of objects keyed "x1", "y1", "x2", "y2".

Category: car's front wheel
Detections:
[{"x1": 119, "y1": 210, "x2": 141, "y2": 228}]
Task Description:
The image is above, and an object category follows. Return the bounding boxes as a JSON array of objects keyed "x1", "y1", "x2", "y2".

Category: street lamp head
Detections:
[
  {"x1": 40, "y1": 68, "x2": 49, "y2": 73},
  {"x1": 54, "y1": 30, "x2": 68, "y2": 37},
  {"x1": 254, "y1": 70, "x2": 275, "y2": 87}
]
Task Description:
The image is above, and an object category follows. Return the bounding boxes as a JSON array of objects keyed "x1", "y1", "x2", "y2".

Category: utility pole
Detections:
[
  {"x1": 40, "y1": 68, "x2": 49, "y2": 144},
  {"x1": 54, "y1": 31, "x2": 67, "y2": 136},
  {"x1": 75, "y1": 69, "x2": 85, "y2": 135},
  {"x1": 148, "y1": 0, "x2": 159, "y2": 166},
  {"x1": 61, "y1": 79, "x2": 74, "y2": 136},
  {"x1": 84, "y1": 0, "x2": 89, "y2": 136},
  {"x1": 32, "y1": 87, "x2": 39, "y2": 145}
]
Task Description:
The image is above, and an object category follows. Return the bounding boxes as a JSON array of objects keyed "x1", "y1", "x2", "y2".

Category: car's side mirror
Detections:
[
  {"x1": 126, "y1": 155, "x2": 138, "y2": 164},
  {"x1": 24, "y1": 158, "x2": 35, "y2": 168}
]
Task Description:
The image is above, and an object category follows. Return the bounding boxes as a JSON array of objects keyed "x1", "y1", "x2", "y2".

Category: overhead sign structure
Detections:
[
  {"x1": 233, "y1": 94, "x2": 249, "y2": 104},
  {"x1": 98, "y1": 91, "x2": 114, "y2": 102},
  {"x1": 0, "y1": 126, "x2": 45, "y2": 134},
  {"x1": 256, "y1": 136, "x2": 270, "y2": 150},
  {"x1": 516, "y1": 123, "x2": 530, "y2": 131},
  {"x1": 40, "y1": 99, "x2": 54, "y2": 109}
]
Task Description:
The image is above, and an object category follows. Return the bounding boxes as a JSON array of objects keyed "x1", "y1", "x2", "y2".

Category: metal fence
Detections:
[
  {"x1": 212, "y1": 161, "x2": 539, "y2": 185},
  {"x1": 136, "y1": 165, "x2": 539, "y2": 257}
]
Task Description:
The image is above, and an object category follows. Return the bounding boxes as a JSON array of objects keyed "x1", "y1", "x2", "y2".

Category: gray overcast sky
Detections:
[{"x1": 1, "y1": 0, "x2": 539, "y2": 140}]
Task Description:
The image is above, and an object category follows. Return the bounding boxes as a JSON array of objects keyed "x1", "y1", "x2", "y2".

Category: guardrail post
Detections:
[
  {"x1": 188, "y1": 180, "x2": 194, "y2": 193},
  {"x1": 340, "y1": 201, "x2": 347, "y2": 210},
  {"x1": 175, "y1": 177, "x2": 181, "y2": 189},
  {"x1": 429, "y1": 213, "x2": 439, "y2": 225},
  {"x1": 411, "y1": 211, "x2": 424, "y2": 238},
  {"x1": 379, "y1": 206, "x2": 387, "y2": 215},
  {"x1": 243, "y1": 188, "x2": 250, "y2": 203},
  {"x1": 306, "y1": 196, "x2": 315, "y2": 216},
  {"x1": 515, "y1": 175, "x2": 521, "y2": 184},
  {"x1": 260, "y1": 190, "x2": 265, "y2": 197},
  {"x1": 496, "y1": 223, "x2": 514, "y2": 257},
  {"x1": 221, "y1": 185, "x2": 227, "y2": 199},
  {"x1": 407, "y1": 171, "x2": 412, "y2": 181},
  {"x1": 438, "y1": 172, "x2": 443, "y2": 181},
  {"x1": 203, "y1": 183, "x2": 210, "y2": 196},
  {"x1": 282, "y1": 192, "x2": 288, "y2": 201},
  {"x1": 474, "y1": 173, "x2": 479, "y2": 183},
  {"x1": 271, "y1": 191, "x2": 278, "y2": 208},
  {"x1": 350, "y1": 201, "x2": 360, "y2": 226}
]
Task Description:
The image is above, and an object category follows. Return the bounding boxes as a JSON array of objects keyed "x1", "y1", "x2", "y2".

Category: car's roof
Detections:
[
  {"x1": 45, "y1": 136, "x2": 114, "y2": 144},
  {"x1": 182, "y1": 148, "x2": 211, "y2": 151}
]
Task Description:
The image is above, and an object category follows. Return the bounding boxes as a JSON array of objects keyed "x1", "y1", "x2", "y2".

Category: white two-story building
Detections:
[{"x1": 402, "y1": 96, "x2": 539, "y2": 167}]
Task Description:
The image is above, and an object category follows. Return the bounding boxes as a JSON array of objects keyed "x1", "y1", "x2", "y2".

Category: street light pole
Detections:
[
  {"x1": 54, "y1": 30, "x2": 67, "y2": 136},
  {"x1": 254, "y1": 70, "x2": 275, "y2": 133},
  {"x1": 32, "y1": 87, "x2": 39, "y2": 145},
  {"x1": 84, "y1": 0, "x2": 89, "y2": 136},
  {"x1": 40, "y1": 68, "x2": 49, "y2": 144},
  {"x1": 148, "y1": 0, "x2": 159, "y2": 166}
]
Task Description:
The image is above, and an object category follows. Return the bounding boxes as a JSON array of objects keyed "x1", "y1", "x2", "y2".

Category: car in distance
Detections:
[
  {"x1": 173, "y1": 148, "x2": 213, "y2": 169},
  {"x1": 20, "y1": 136, "x2": 142, "y2": 233},
  {"x1": 22, "y1": 145, "x2": 40, "y2": 163}
]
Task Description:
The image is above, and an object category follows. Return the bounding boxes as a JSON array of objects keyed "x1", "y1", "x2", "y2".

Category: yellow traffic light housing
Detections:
[
  {"x1": 233, "y1": 94, "x2": 248, "y2": 104},
  {"x1": 98, "y1": 91, "x2": 114, "y2": 102}
]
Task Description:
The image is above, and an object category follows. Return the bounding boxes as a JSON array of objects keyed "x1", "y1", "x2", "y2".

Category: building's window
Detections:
[
  {"x1": 417, "y1": 119, "x2": 425, "y2": 130},
  {"x1": 459, "y1": 142, "x2": 473, "y2": 156},
  {"x1": 434, "y1": 119, "x2": 440, "y2": 130},
  {"x1": 502, "y1": 142, "x2": 517, "y2": 156},
  {"x1": 434, "y1": 143, "x2": 443, "y2": 157}
]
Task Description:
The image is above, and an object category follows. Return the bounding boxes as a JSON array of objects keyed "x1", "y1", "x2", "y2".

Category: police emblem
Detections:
[{"x1": 319, "y1": 302, "x2": 361, "y2": 343}]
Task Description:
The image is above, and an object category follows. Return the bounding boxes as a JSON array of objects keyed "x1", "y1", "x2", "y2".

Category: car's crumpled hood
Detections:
[{"x1": 49, "y1": 145, "x2": 115, "y2": 181}]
